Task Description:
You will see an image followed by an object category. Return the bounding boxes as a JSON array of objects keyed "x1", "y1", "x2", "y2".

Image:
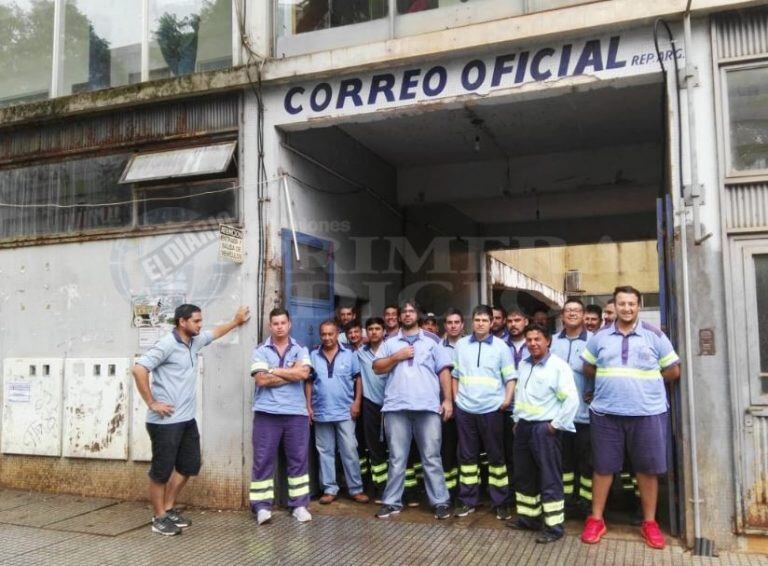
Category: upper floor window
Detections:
[
  {"x1": 277, "y1": 0, "x2": 388, "y2": 36},
  {"x1": 0, "y1": 0, "x2": 234, "y2": 107},
  {"x1": 725, "y1": 64, "x2": 768, "y2": 175},
  {"x1": 275, "y1": 0, "x2": 608, "y2": 57}
]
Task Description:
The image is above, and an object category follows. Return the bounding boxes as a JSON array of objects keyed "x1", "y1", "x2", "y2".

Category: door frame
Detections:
[{"x1": 728, "y1": 234, "x2": 768, "y2": 534}]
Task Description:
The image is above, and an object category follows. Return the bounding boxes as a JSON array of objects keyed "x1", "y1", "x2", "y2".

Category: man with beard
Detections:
[{"x1": 373, "y1": 299, "x2": 454, "y2": 520}]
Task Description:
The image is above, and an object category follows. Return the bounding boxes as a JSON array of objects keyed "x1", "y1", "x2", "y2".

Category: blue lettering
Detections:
[
  {"x1": 284, "y1": 86, "x2": 304, "y2": 115},
  {"x1": 400, "y1": 69, "x2": 421, "y2": 100},
  {"x1": 558, "y1": 44, "x2": 572, "y2": 77},
  {"x1": 514, "y1": 51, "x2": 529, "y2": 83},
  {"x1": 310, "y1": 83, "x2": 332, "y2": 112},
  {"x1": 336, "y1": 78, "x2": 363, "y2": 109},
  {"x1": 368, "y1": 74, "x2": 396, "y2": 104},
  {"x1": 606, "y1": 36, "x2": 626, "y2": 69},
  {"x1": 631, "y1": 54, "x2": 640, "y2": 65},
  {"x1": 531, "y1": 48, "x2": 554, "y2": 81},
  {"x1": 574, "y1": 39, "x2": 604, "y2": 75},
  {"x1": 461, "y1": 60, "x2": 486, "y2": 91},
  {"x1": 423, "y1": 66, "x2": 447, "y2": 97},
  {"x1": 491, "y1": 54, "x2": 516, "y2": 87}
]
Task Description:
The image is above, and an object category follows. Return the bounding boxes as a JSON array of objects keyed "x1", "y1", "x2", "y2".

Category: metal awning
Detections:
[{"x1": 119, "y1": 141, "x2": 236, "y2": 184}]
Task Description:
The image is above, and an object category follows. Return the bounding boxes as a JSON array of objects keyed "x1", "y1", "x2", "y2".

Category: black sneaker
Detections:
[
  {"x1": 506, "y1": 518, "x2": 541, "y2": 531},
  {"x1": 495, "y1": 505, "x2": 512, "y2": 521},
  {"x1": 535, "y1": 529, "x2": 564, "y2": 544},
  {"x1": 434, "y1": 505, "x2": 452, "y2": 520},
  {"x1": 454, "y1": 504, "x2": 475, "y2": 517},
  {"x1": 165, "y1": 508, "x2": 191, "y2": 528},
  {"x1": 403, "y1": 494, "x2": 420, "y2": 508},
  {"x1": 151, "y1": 516, "x2": 181, "y2": 536},
  {"x1": 375, "y1": 504, "x2": 402, "y2": 519}
]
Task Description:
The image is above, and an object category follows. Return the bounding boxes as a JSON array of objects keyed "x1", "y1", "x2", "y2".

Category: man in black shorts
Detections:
[{"x1": 133, "y1": 304, "x2": 250, "y2": 535}]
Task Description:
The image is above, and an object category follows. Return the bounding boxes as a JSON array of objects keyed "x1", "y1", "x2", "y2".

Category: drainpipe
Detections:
[{"x1": 680, "y1": 1, "x2": 713, "y2": 556}]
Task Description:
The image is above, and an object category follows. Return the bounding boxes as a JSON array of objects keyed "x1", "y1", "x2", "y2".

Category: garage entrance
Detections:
[{"x1": 274, "y1": 74, "x2": 682, "y2": 535}]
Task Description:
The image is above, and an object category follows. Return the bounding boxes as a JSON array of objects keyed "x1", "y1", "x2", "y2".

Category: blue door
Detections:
[
  {"x1": 282, "y1": 229, "x2": 334, "y2": 350},
  {"x1": 657, "y1": 194, "x2": 681, "y2": 537}
]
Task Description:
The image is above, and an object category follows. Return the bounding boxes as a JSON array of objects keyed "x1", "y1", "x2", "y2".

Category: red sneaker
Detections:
[
  {"x1": 581, "y1": 516, "x2": 607, "y2": 544},
  {"x1": 640, "y1": 520, "x2": 666, "y2": 549}
]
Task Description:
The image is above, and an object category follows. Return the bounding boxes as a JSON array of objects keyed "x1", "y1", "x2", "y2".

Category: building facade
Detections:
[{"x1": 1, "y1": 0, "x2": 768, "y2": 553}]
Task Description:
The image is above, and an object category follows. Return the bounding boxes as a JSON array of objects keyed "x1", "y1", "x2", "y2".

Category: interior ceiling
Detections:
[{"x1": 337, "y1": 82, "x2": 663, "y2": 167}]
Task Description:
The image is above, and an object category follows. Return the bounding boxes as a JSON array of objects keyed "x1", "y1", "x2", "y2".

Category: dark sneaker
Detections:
[
  {"x1": 507, "y1": 518, "x2": 541, "y2": 532},
  {"x1": 495, "y1": 506, "x2": 512, "y2": 521},
  {"x1": 375, "y1": 504, "x2": 402, "y2": 519},
  {"x1": 151, "y1": 516, "x2": 181, "y2": 536},
  {"x1": 403, "y1": 494, "x2": 420, "y2": 508},
  {"x1": 434, "y1": 505, "x2": 452, "y2": 520},
  {"x1": 165, "y1": 508, "x2": 191, "y2": 528},
  {"x1": 536, "y1": 529, "x2": 564, "y2": 544},
  {"x1": 454, "y1": 504, "x2": 475, "y2": 517}
]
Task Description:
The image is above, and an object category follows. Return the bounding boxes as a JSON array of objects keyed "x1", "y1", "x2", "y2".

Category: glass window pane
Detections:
[
  {"x1": 0, "y1": 153, "x2": 133, "y2": 240},
  {"x1": 754, "y1": 255, "x2": 768, "y2": 378},
  {"x1": 727, "y1": 66, "x2": 768, "y2": 172},
  {"x1": 62, "y1": 0, "x2": 142, "y2": 94},
  {"x1": 121, "y1": 142, "x2": 236, "y2": 183},
  {"x1": 278, "y1": 0, "x2": 387, "y2": 37},
  {"x1": 397, "y1": 0, "x2": 596, "y2": 15},
  {"x1": 0, "y1": 0, "x2": 54, "y2": 106},
  {"x1": 149, "y1": 0, "x2": 232, "y2": 80},
  {"x1": 137, "y1": 180, "x2": 236, "y2": 225}
]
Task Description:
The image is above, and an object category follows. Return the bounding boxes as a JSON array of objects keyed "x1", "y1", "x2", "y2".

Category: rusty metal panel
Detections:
[
  {"x1": 1, "y1": 358, "x2": 64, "y2": 456},
  {"x1": 715, "y1": 8, "x2": 768, "y2": 61},
  {"x1": 0, "y1": 94, "x2": 240, "y2": 165},
  {"x1": 129, "y1": 355, "x2": 203, "y2": 462},
  {"x1": 725, "y1": 183, "x2": 768, "y2": 230},
  {"x1": 745, "y1": 409, "x2": 768, "y2": 530},
  {"x1": 62, "y1": 359, "x2": 130, "y2": 460}
]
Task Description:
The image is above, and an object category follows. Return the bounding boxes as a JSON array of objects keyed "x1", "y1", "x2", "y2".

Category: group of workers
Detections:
[{"x1": 133, "y1": 284, "x2": 680, "y2": 551}]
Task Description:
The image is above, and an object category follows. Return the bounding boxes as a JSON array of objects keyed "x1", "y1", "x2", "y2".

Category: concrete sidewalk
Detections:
[{"x1": 0, "y1": 489, "x2": 764, "y2": 566}]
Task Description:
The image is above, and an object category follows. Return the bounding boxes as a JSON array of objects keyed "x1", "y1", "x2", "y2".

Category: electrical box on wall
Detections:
[
  {"x1": 62, "y1": 358, "x2": 130, "y2": 460},
  {"x1": 2, "y1": 358, "x2": 64, "y2": 457},
  {"x1": 130, "y1": 355, "x2": 204, "y2": 462}
]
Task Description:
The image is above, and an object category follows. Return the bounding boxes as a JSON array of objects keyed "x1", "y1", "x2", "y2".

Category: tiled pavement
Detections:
[{"x1": 0, "y1": 489, "x2": 765, "y2": 566}]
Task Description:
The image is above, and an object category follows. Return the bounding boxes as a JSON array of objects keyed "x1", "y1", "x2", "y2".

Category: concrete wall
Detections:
[
  {"x1": 0, "y1": 233, "x2": 251, "y2": 508},
  {"x1": 491, "y1": 240, "x2": 660, "y2": 294},
  {"x1": 671, "y1": 18, "x2": 735, "y2": 550}
]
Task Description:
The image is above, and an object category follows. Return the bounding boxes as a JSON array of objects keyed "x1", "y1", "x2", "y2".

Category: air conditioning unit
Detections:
[{"x1": 565, "y1": 269, "x2": 584, "y2": 294}]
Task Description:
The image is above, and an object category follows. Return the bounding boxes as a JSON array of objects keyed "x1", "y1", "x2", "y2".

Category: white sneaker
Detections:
[
  {"x1": 292, "y1": 506, "x2": 312, "y2": 523},
  {"x1": 257, "y1": 509, "x2": 272, "y2": 525}
]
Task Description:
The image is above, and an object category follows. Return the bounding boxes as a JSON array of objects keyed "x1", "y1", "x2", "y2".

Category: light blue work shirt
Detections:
[
  {"x1": 551, "y1": 329, "x2": 594, "y2": 425},
  {"x1": 378, "y1": 330, "x2": 453, "y2": 414},
  {"x1": 513, "y1": 352, "x2": 579, "y2": 432},
  {"x1": 358, "y1": 343, "x2": 386, "y2": 406},
  {"x1": 452, "y1": 334, "x2": 516, "y2": 414},
  {"x1": 137, "y1": 329, "x2": 213, "y2": 425},
  {"x1": 250, "y1": 337, "x2": 312, "y2": 416},
  {"x1": 581, "y1": 321, "x2": 680, "y2": 417},
  {"x1": 309, "y1": 346, "x2": 361, "y2": 422}
]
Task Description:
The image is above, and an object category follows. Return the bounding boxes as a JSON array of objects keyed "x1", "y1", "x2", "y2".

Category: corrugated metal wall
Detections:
[
  {"x1": 716, "y1": 8, "x2": 768, "y2": 233},
  {"x1": 725, "y1": 183, "x2": 768, "y2": 230},
  {"x1": 0, "y1": 94, "x2": 240, "y2": 166},
  {"x1": 715, "y1": 8, "x2": 768, "y2": 60}
]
